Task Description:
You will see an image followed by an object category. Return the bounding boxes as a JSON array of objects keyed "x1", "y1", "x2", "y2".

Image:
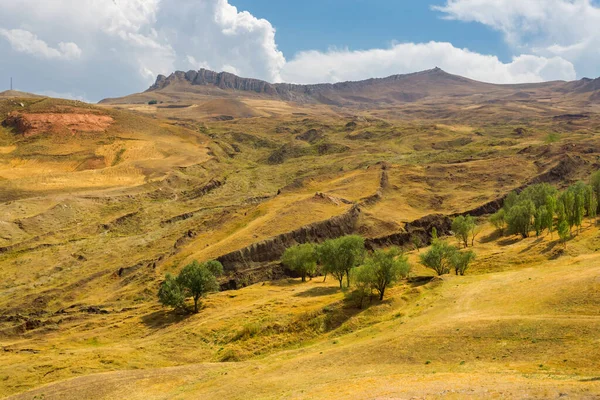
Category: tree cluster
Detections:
[
  {"x1": 282, "y1": 236, "x2": 412, "y2": 306},
  {"x1": 158, "y1": 260, "x2": 224, "y2": 313},
  {"x1": 490, "y1": 177, "x2": 599, "y2": 245},
  {"x1": 419, "y1": 238, "x2": 476, "y2": 276}
]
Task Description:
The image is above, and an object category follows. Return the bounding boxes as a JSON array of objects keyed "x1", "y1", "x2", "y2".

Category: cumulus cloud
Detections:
[
  {"x1": 281, "y1": 42, "x2": 576, "y2": 84},
  {"x1": 0, "y1": 0, "x2": 591, "y2": 102},
  {"x1": 0, "y1": 29, "x2": 81, "y2": 60},
  {"x1": 434, "y1": 0, "x2": 600, "y2": 78},
  {"x1": 0, "y1": 0, "x2": 284, "y2": 101}
]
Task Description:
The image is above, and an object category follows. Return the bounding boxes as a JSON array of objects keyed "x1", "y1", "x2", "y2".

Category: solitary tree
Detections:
[
  {"x1": 449, "y1": 250, "x2": 476, "y2": 276},
  {"x1": 176, "y1": 260, "x2": 223, "y2": 313},
  {"x1": 360, "y1": 247, "x2": 411, "y2": 301},
  {"x1": 419, "y1": 240, "x2": 457, "y2": 276},
  {"x1": 452, "y1": 215, "x2": 475, "y2": 248},
  {"x1": 158, "y1": 273, "x2": 185, "y2": 310},
  {"x1": 282, "y1": 243, "x2": 317, "y2": 282},
  {"x1": 319, "y1": 235, "x2": 365, "y2": 289}
]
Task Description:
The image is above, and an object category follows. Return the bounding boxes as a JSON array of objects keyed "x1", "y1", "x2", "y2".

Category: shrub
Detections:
[
  {"x1": 419, "y1": 240, "x2": 457, "y2": 276},
  {"x1": 449, "y1": 250, "x2": 476, "y2": 276},
  {"x1": 148, "y1": 99, "x2": 158, "y2": 105}
]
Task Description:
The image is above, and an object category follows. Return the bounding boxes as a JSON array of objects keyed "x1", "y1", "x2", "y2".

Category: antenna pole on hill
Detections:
[{"x1": 10, "y1": 77, "x2": 13, "y2": 91}]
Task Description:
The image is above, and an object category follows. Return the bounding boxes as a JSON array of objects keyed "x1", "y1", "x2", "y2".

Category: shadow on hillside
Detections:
[
  {"x1": 408, "y1": 276, "x2": 435, "y2": 288},
  {"x1": 141, "y1": 309, "x2": 194, "y2": 330},
  {"x1": 479, "y1": 229, "x2": 503, "y2": 244},
  {"x1": 497, "y1": 236, "x2": 521, "y2": 247},
  {"x1": 322, "y1": 297, "x2": 367, "y2": 332},
  {"x1": 541, "y1": 239, "x2": 559, "y2": 254},
  {"x1": 519, "y1": 237, "x2": 544, "y2": 254},
  {"x1": 294, "y1": 286, "x2": 339, "y2": 298},
  {"x1": 268, "y1": 278, "x2": 307, "y2": 287}
]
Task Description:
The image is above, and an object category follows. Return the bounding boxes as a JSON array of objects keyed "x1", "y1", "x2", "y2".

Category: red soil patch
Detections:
[{"x1": 3, "y1": 112, "x2": 113, "y2": 137}]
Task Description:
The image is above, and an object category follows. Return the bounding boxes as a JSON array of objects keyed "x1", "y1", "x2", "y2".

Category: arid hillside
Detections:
[{"x1": 1, "y1": 69, "x2": 600, "y2": 398}]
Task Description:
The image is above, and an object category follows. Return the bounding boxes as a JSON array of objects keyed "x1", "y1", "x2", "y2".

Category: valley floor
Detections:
[{"x1": 4, "y1": 224, "x2": 600, "y2": 399}]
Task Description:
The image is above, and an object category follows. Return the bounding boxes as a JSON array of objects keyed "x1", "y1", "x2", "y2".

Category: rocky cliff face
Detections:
[
  {"x1": 217, "y1": 205, "x2": 361, "y2": 273},
  {"x1": 146, "y1": 67, "x2": 466, "y2": 104}
]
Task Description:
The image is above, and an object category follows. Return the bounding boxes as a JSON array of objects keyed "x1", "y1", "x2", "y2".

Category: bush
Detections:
[
  {"x1": 148, "y1": 99, "x2": 158, "y2": 105},
  {"x1": 449, "y1": 250, "x2": 476, "y2": 276},
  {"x1": 419, "y1": 240, "x2": 457, "y2": 276}
]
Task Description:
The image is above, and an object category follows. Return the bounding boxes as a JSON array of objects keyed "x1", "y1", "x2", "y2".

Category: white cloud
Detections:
[
  {"x1": 0, "y1": 0, "x2": 285, "y2": 101},
  {"x1": 0, "y1": 28, "x2": 81, "y2": 60},
  {"x1": 434, "y1": 0, "x2": 600, "y2": 78},
  {"x1": 0, "y1": 0, "x2": 592, "y2": 102},
  {"x1": 282, "y1": 42, "x2": 576, "y2": 84}
]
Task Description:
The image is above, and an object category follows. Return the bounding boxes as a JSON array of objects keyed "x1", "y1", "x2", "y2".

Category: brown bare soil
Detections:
[{"x1": 3, "y1": 112, "x2": 114, "y2": 137}]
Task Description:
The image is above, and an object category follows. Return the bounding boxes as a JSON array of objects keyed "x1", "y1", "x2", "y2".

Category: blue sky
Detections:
[
  {"x1": 230, "y1": 0, "x2": 511, "y2": 62},
  {"x1": 0, "y1": 0, "x2": 598, "y2": 101}
]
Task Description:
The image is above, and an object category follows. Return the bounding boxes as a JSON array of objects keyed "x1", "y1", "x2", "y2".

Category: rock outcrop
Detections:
[{"x1": 217, "y1": 205, "x2": 361, "y2": 273}]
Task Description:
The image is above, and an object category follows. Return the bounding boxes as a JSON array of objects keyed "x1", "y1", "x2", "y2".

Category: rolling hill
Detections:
[{"x1": 1, "y1": 69, "x2": 600, "y2": 399}]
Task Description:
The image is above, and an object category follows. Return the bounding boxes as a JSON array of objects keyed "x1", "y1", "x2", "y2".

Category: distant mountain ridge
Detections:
[{"x1": 100, "y1": 67, "x2": 600, "y2": 108}]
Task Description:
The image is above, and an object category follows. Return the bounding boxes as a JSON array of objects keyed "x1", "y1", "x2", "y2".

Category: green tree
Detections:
[
  {"x1": 591, "y1": 171, "x2": 600, "y2": 213},
  {"x1": 588, "y1": 191, "x2": 598, "y2": 223},
  {"x1": 506, "y1": 200, "x2": 535, "y2": 238},
  {"x1": 503, "y1": 191, "x2": 519, "y2": 212},
  {"x1": 431, "y1": 227, "x2": 438, "y2": 240},
  {"x1": 452, "y1": 215, "x2": 475, "y2": 248},
  {"x1": 490, "y1": 209, "x2": 506, "y2": 234},
  {"x1": 545, "y1": 195, "x2": 557, "y2": 238},
  {"x1": 360, "y1": 247, "x2": 411, "y2": 301},
  {"x1": 318, "y1": 236, "x2": 365, "y2": 289},
  {"x1": 574, "y1": 191, "x2": 585, "y2": 234},
  {"x1": 534, "y1": 206, "x2": 549, "y2": 237},
  {"x1": 419, "y1": 240, "x2": 457, "y2": 276},
  {"x1": 352, "y1": 266, "x2": 375, "y2": 308},
  {"x1": 411, "y1": 235, "x2": 422, "y2": 252},
  {"x1": 177, "y1": 260, "x2": 223, "y2": 313},
  {"x1": 557, "y1": 220, "x2": 570, "y2": 247},
  {"x1": 449, "y1": 250, "x2": 476, "y2": 276},
  {"x1": 282, "y1": 243, "x2": 317, "y2": 282},
  {"x1": 158, "y1": 273, "x2": 185, "y2": 310},
  {"x1": 560, "y1": 190, "x2": 575, "y2": 233}
]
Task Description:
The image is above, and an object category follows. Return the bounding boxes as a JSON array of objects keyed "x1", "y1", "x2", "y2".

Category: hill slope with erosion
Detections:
[{"x1": 1, "y1": 75, "x2": 600, "y2": 398}]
